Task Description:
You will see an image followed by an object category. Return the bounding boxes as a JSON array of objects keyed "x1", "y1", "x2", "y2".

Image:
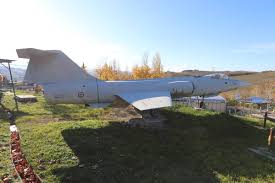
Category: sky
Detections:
[{"x1": 0, "y1": 0, "x2": 275, "y2": 72}]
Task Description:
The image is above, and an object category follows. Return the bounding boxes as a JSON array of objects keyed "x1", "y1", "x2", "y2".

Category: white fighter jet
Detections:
[{"x1": 17, "y1": 48, "x2": 249, "y2": 111}]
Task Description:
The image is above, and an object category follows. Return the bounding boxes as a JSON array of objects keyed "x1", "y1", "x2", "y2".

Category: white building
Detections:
[{"x1": 173, "y1": 95, "x2": 227, "y2": 112}]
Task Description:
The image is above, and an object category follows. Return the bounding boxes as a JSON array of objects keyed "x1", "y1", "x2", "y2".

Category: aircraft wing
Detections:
[{"x1": 117, "y1": 91, "x2": 172, "y2": 111}]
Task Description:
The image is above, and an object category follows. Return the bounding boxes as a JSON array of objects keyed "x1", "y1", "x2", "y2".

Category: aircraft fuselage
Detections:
[{"x1": 43, "y1": 76, "x2": 245, "y2": 105}]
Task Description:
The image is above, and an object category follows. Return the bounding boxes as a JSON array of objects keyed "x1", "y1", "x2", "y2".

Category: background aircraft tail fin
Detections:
[{"x1": 17, "y1": 48, "x2": 97, "y2": 84}]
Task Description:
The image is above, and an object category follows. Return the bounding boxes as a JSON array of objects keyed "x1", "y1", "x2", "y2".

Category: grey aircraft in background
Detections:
[{"x1": 17, "y1": 48, "x2": 249, "y2": 111}]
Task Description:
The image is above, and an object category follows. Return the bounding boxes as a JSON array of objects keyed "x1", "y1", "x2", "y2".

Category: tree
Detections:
[
  {"x1": 95, "y1": 51, "x2": 165, "y2": 80},
  {"x1": 95, "y1": 62, "x2": 113, "y2": 80},
  {"x1": 119, "y1": 71, "x2": 132, "y2": 80},
  {"x1": 95, "y1": 60, "x2": 131, "y2": 80},
  {"x1": 132, "y1": 52, "x2": 151, "y2": 79},
  {"x1": 151, "y1": 52, "x2": 164, "y2": 78}
]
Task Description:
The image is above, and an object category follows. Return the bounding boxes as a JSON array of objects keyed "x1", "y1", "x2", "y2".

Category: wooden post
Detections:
[
  {"x1": 264, "y1": 111, "x2": 268, "y2": 128},
  {"x1": 268, "y1": 128, "x2": 274, "y2": 151}
]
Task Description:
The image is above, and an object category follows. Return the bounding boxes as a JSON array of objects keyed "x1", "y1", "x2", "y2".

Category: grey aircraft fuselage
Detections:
[
  {"x1": 43, "y1": 75, "x2": 245, "y2": 104},
  {"x1": 16, "y1": 48, "x2": 249, "y2": 111}
]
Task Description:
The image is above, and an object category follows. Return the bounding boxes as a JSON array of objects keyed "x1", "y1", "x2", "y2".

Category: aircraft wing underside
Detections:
[{"x1": 117, "y1": 91, "x2": 172, "y2": 111}]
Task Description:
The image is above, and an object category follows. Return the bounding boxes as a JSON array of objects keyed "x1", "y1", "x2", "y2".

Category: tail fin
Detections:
[{"x1": 17, "y1": 48, "x2": 97, "y2": 84}]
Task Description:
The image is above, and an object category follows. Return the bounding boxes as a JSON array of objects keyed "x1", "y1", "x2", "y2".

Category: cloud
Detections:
[
  {"x1": 232, "y1": 42, "x2": 275, "y2": 54},
  {"x1": 254, "y1": 43, "x2": 275, "y2": 49}
]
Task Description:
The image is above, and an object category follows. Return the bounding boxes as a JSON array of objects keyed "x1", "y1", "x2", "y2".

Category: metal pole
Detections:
[{"x1": 8, "y1": 62, "x2": 18, "y2": 112}]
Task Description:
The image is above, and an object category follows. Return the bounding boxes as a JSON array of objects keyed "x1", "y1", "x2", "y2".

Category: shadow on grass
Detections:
[
  {"x1": 52, "y1": 109, "x2": 274, "y2": 183},
  {"x1": 0, "y1": 103, "x2": 29, "y2": 121}
]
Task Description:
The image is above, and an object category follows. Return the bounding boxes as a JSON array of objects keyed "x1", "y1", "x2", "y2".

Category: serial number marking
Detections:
[{"x1": 78, "y1": 92, "x2": 85, "y2": 98}]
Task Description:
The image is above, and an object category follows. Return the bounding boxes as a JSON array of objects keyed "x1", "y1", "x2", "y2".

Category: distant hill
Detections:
[
  {"x1": 232, "y1": 71, "x2": 275, "y2": 84},
  {"x1": 165, "y1": 70, "x2": 275, "y2": 84},
  {"x1": 165, "y1": 70, "x2": 257, "y2": 77},
  {"x1": 0, "y1": 66, "x2": 26, "y2": 81}
]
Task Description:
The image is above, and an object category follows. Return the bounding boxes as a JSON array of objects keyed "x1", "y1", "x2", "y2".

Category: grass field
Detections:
[
  {"x1": 232, "y1": 71, "x2": 275, "y2": 85},
  {"x1": 1, "y1": 92, "x2": 275, "y2": 182}
]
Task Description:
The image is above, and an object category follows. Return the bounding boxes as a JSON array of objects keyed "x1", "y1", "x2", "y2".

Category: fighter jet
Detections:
[{"x1": 17, "y1": 48, "x2": 249, "y2": 111}]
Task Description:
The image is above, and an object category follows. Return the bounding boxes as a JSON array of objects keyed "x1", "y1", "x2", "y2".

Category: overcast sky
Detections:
[{"x1": 1, "y1": 0, "x2": 275, "y2": 71}]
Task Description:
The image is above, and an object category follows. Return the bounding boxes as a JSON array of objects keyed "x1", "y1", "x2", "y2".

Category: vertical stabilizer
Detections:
[{"x1": 17, "y1": 48, "x2": 96, "y2": 84}]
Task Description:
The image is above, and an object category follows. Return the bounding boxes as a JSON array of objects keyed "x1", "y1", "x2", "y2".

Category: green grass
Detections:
[
  {"x1": 0, "y1": 118, "x2": 19, "y2": 182},
  {"x1": 1, "y1": 91, "x2": 275, "y2": 182},
  {"x1": 2, "y1": 91, "x2": 105, "y2": 123},
  {"x1": 0, "y1": 94, "x2": 21, "y2": 182}
]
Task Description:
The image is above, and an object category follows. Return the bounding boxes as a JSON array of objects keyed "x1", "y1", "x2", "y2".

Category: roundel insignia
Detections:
[{"x1": 78, "y1": 92, "x2": 85, "y2": 98}]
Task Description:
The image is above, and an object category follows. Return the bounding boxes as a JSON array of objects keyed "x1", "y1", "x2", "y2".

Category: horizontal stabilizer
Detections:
[{"x1": 117, "y1": 91, "x2": 172, "y2": 111}]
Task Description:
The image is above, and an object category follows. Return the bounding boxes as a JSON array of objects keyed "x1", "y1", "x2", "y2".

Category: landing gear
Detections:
[
  {"x1": 149, "y1": 109, "x2": 157, "y2": 117},
  {"x1": 124, "y1": 109, "x2": 165, "y2": 129},
  {"x1": 199, "y1": 96, "x2": 205, "y2": 109},
  {"x1": 141, "y1": 109, "x2": 158, "y2": 118}
]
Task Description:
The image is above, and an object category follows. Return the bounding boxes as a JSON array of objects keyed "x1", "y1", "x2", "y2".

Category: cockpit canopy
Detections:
[{"x1": 204, "y1": 73, "x2": 229, "y2": 79}]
